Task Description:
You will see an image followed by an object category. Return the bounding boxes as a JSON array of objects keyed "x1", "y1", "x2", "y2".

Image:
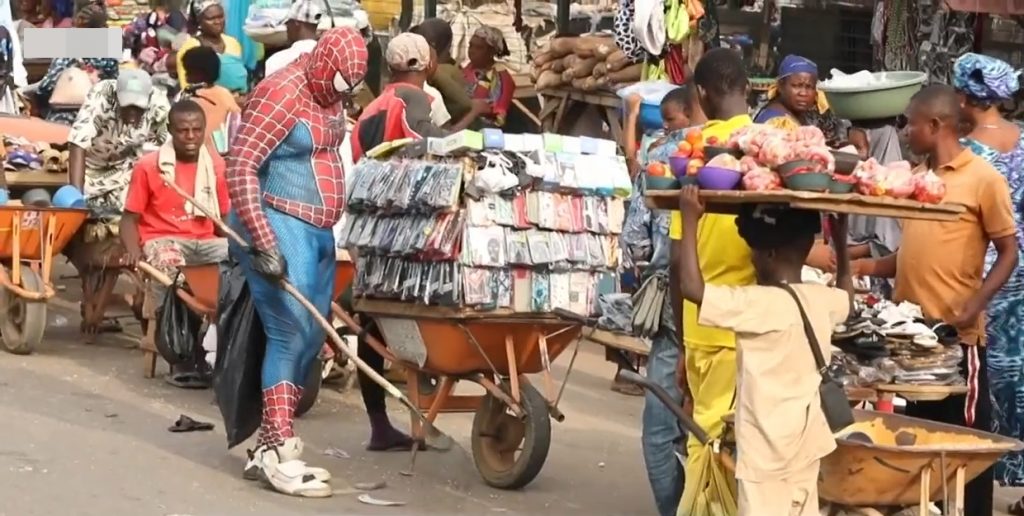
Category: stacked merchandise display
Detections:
[{"x1": 338, "y1": 131, "x2": 631, "y2": 316}]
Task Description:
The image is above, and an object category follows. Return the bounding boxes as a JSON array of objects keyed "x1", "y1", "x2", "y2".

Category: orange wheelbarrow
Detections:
[
  {"x1": 138, "y1": 256, "x2": 356, "y2": 417},
  {"x1": 339, "y1": 299, "x2": 585, "y2": 489},
  {"x1": 0, "y1": 206, "x2": 87, "y2": 355}
]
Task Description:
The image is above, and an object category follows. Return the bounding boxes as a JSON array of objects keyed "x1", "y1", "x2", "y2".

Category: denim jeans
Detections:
[{"x1": 642, "y1": 327, "x2": 685, "y2": 516}]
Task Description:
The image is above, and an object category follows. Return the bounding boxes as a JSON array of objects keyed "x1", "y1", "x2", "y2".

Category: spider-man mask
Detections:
[{"x1": 304, "y1": 27, "x2": 369, "y2": 107}]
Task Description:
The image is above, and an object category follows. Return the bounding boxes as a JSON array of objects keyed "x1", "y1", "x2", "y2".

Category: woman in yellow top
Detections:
[{"x1": 175, "y1": 0, "x2": 242, "y2": 89}]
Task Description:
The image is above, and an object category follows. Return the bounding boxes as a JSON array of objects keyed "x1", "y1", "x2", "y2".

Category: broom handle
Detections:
[{"x1": 157, "y1": 178, "x2": 422, "y2": 413}]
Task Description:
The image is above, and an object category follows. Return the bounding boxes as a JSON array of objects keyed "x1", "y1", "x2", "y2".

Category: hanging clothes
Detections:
[{"x1": 915, "y1": 0, "x2": 976, "y2": 84}]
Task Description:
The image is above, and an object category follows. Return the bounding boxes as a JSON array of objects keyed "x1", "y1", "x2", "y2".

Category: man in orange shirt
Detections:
[
  {"x1": 120, "y1": 99, "x2": 230, "y2": 388},
  {"x1": 858, "y1": 85, "x2": 1018, "y2": 516}
]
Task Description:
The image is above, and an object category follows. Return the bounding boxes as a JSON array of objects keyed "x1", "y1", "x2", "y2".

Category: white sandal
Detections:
[
  {"x1": 250, "y1": 442, "x2": 332, "y2": 498},
  {"x1": 244, "y1": 437, "x2": 331, "y2": 483}
]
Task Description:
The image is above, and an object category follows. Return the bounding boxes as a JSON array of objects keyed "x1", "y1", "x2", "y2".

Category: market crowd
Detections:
[
  {"x1": 7, "y1": 0, "x2": 1024, "y2": 511},
  {"x1": 4, "y1": 0, "x2": 522, "y2": 500}
]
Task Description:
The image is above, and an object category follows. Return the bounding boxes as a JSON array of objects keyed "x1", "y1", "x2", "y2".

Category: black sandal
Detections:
[{"x1": 168, "y1": 415, "x2": 215, "y2": 433}]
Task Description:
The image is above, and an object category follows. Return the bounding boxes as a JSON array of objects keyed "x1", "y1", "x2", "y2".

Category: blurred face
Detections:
[
  {"x1": 660, "y1": 102, "x2": 688, "y2": 131},
  {"x1": 199, "y1": 5, "x2": 225, "y2": 36},
  {"x1": 467, "y1": 35, "x2": 492, "y2": 68},
  {"x1": 171, "y1": 111, "x2": 205, "y2": 160},
  {"x1": 118, "y1": 106, "x2": 144, "y2": 126},
  {"x1": 779, "y1": 72, "x2": 817, "y2": 114},
  {"x1": 904, "y1": 103, "x2": 941, "y2": 157}
]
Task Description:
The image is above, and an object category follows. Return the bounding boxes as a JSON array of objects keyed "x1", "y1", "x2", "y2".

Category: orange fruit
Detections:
[
  {"x1": 685, "y1": 129, "x2": 703, "y2": 145},
  {"x1": 686, "y1": 159, "x2": 703, "y2": 176},
  {"x1": 676, "y1": 141, "x2": 693, "y2": 158}
]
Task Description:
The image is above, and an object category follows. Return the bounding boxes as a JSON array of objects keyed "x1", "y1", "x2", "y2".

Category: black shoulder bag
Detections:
[{"x1": 779, "y1": 283, "x2": 855, "y2": 432}]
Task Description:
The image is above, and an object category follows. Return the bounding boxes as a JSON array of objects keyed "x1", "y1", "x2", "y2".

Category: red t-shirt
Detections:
[{"x1": 124, "y1": 151, "x2": 230, "y2": 244}]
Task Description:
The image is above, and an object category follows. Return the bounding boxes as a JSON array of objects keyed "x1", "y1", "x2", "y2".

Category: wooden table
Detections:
[
  {"x1": 536, "y1": 88, "x2": 624, "y2": 148},
  {"x1": 7, "y1": 170, "x2": 67, "y2": 190}
]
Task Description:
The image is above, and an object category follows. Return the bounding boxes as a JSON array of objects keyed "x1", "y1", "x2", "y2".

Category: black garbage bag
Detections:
[
  {"x1": 214, "y1": 265, "x2": 266, "y2": 448},
  {"x1": 155, "y1": 275, "x2": 203, "y2": 365}
]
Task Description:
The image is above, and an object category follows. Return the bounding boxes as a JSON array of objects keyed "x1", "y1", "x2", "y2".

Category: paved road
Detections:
[
  {"x1": 0, "y1": 263, "x2": 1020, "y2": 515},
  {"x1": 0, "y1": 265, "x2": 650, "y2": 516}
]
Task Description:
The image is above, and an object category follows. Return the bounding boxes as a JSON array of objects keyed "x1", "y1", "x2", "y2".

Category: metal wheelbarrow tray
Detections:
[{"x1": 821, "y1": 409, "x2": 1024, "y2": 507}]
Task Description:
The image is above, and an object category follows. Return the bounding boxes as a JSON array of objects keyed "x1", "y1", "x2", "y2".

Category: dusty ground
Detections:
[{"x1": 0, "y1": 261, "x2": 1021, "y2": 516}]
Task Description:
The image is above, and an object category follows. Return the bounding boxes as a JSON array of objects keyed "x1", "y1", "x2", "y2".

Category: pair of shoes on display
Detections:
[{"x1": 243, "y1": 437, "x2": 333, "y2": 497}]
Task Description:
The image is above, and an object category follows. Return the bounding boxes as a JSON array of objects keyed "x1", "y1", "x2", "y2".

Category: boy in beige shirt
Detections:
[{"x1": 676, "y1": 186, "x2": 854, "y2": 515}]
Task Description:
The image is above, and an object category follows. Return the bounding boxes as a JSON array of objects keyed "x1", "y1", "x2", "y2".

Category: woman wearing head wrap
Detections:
[
  {"x1": 36, "y1": 3, "x2": 119, "y2": 125},
  {"x1": 175, "y1": 0, "x2": 242, "y2": 90},
  {"x1": 953, "y1": 52, "x2": 1024, "y2": 514},
  {"x1": 754, "y1": 54, "x2": 844, "y2": 147},
  {"x1": 462, "y1": 26, "x2": 515, "y2": 128}
]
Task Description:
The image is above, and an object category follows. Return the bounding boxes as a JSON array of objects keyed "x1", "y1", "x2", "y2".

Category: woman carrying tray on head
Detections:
[
  {"x1": 952, "y1": 52, "x2": 1024, "y2": 516},
  {"x1": 754, "y1": 55, "x2": 844, "y2": 148}
]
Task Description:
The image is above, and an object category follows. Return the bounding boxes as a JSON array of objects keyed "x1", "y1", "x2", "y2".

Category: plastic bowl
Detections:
[
  {"x1": 52, "y1": 184, "x2": 86, "y2": 208},
  {"x1": 21, "y1": 188, "x2": 52, "y2": 207},
  {"x1": 819, "y1": 71, "x2": 926, "y2": 121},
  {"x1": 705, "y1": 146, "x2": 743, "y2": 160},
  {"x1": 778, "y1": 159, "x2": 818, "y2": 176},
  {"x1": 678, "y1": 175, "x2": 698, "y2": 186},
  {"x1": 828, "y1": 178, "x2": 856, "y2": 194},
  {"x1": 831, "y1": 151, "x2": 861, "y2": 175},
  {"x1": 697, "y1": 166, "x2": 742, "y2": 190},
  {"x1": 669, "y1": 156, "x2": 690, "y2": 178},
  {"x1": 639, "y1": 103, "x2": 663, "y2": 131},
  {"x1": 783, "y1": 172, "x2": 832, "y2": 192},
  {"x1": 647, "y1": 174, "x2": 680, "y2": 190}
]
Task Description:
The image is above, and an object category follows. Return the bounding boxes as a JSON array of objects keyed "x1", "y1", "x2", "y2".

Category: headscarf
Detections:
[
  {"x1": 191, "y1": 0, "x2": 221, "y2": 19},
  {"x1": 953, "y1": 53, "x2": 1020, "y2": 102},
  {"x1": 304, "y1": 27, "x2": 368, "y2": 107},
  {"x1": 767, "y1": 54, "x2": 830, "y2": 114},
  {"x1": 473, "y1": 26, "x2": 510, "y2": 58}
]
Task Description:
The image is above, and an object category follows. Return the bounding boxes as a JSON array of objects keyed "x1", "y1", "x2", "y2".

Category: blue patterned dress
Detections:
[{"x1": 965, "y1": 128, "x2": 1024, "y2": 486}]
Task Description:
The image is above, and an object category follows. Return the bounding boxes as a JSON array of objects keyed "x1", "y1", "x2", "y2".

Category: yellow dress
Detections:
[{"x1": 176, "y1": 35, "x2": 243, "y2": 89}]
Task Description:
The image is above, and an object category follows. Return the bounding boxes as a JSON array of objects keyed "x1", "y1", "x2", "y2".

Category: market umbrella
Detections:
[{"x1": 0, "y1": 115, "x2": 70, "y2": 144}]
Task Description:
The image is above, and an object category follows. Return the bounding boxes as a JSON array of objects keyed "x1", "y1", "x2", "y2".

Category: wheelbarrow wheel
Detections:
[
  {"x1": 471, "y1": 382, "x2": 551, "y2": 490},
  {"x1": 0, "y1": 268, "x2": 47, "y2": 355},
  {"x1": 296, "y1": 357, "x2": 323, "y2": 418}
]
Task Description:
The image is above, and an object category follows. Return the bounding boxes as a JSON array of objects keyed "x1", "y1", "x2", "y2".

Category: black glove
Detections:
[{"x1": 251, "y1": 247, "x2": 288, "y2": 281}]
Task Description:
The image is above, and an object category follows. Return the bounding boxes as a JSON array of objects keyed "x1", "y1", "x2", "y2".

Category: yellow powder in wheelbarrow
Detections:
[{"x1": 840, "y1": 417, "x2": 1002, "y2": 451}]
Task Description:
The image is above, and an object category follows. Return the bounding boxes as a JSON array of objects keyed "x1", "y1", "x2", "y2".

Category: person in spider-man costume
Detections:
[{"x1": 226, "y1": 27, "x2": 367, "y2": 498}]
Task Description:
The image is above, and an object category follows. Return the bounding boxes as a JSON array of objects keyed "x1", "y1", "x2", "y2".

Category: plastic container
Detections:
[
  {"x1": 829, "y1": 178, "x2": 856, "y2": 194},
  {"x1": 778, "y1": 159, "x2": 817, "y2": 176},
  {"x1": 783, "y1": 172, "x2": 832, "y2": 192},
  {"x1": 819, "y1": 71, "x2": 927, "y2": 121},
  {"x1": 617, "y1": 81, "x2": 680, "y2": 132},
  {"x1": 678, "y1": 176, "x2": 698, "y2": 186},
  {"x1": 52, "y1": 185, "x2": 86, "y2": 208},
  {"x1": 831, "y1": 151, "x2": 861, "y2": 175},
  {"x1": 696, "y1": 167, "x2": 742, "y2": 190},
  {"x1": 647, "y1": 175, "x2": 680, "y2": 190},
  {"x1": 21, "y1": 188, "x2": 52, "y2": 207},
  {"x1": 669, "y1": 156, "x2": 690, "y2": 178}
]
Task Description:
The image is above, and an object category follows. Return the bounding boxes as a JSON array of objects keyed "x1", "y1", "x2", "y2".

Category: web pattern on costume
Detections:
[
  {"x1": 256, "y1": 381, "x2": 301, "y2": 447},
  {"x1": 227, "y1": 28, "x2": 368, "y2": 251}
]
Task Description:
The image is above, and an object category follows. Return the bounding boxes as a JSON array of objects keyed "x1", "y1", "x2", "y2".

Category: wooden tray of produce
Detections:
[{"x1": 644, "y1": 190, "x2": 966, "y2": 222}]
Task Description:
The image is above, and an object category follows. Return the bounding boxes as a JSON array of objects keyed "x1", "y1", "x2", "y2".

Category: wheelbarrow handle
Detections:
[{"x1": 618, "y1": 369, "x2": 712, "y2": 445}]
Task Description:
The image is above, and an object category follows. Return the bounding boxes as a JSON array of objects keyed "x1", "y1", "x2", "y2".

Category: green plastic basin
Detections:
[{"x1": 819, "y1": 71, "x2": 927, "y2": 121}]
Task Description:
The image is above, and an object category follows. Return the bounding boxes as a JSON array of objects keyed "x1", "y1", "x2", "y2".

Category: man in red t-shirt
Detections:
[{"x1": 121, "y1": 100, "x2": 229, "y2": 387}]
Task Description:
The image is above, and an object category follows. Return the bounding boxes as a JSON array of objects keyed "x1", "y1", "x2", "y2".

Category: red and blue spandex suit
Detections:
[{"x1": 226, "y1": 28, "x2": 367, "y2": 448}]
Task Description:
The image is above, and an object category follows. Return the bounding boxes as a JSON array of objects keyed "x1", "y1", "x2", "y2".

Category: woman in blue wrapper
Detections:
[
  {"x1": 952, "y1": 52, "x2": 1024, "y2": 515},
  {"x1": 754, "y1": 54, "x2": 844, "y2": 147}
]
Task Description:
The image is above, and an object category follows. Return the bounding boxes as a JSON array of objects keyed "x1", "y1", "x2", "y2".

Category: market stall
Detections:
[{"x1": 334, "y1": 130, "x2": 630, "y2": 488}]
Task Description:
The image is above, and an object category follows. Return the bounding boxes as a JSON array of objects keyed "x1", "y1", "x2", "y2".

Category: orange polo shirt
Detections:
[{"x1": 894, "y1": 148, "x2": 1016, "y2": 345}]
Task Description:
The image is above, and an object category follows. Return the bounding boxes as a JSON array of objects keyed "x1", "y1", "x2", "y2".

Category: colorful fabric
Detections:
[
  {"x1": 175, "y1": 34, "x2": 243, "y2": 89},
  {"x1": 964, "y1": 128, "x2": 1024, "y2": 486},
  {"x1": 462, "y1": 65, "x2": 514, "y2": 127},
  {"x1": 953, "y1": 53, "x2": 1020, "y2": 102},
  {"x1": 286, "y1": 0, "x2": 323, "y2": 25},
  {"x1": 778, "y1": 54, "x2": 817, "y2": 79},
  {"x1": 215, "y1": 53, "x2": 249, "y2": 92},
  {"x1": 227, "y1": 27, "x2": 367, "y2": 252}
]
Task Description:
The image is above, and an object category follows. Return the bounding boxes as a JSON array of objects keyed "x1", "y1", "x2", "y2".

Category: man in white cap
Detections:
[
  {"x1": 264, "y1": 0, "x2": 322, "y2": 76},
  {"x1": 65, "y1": 68, "x2": 171, "y2": 337}
]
